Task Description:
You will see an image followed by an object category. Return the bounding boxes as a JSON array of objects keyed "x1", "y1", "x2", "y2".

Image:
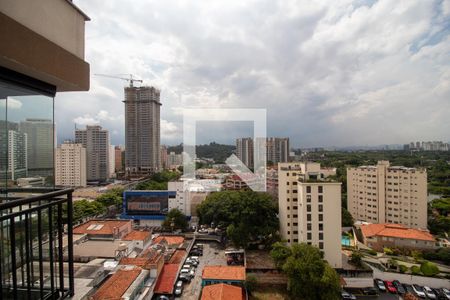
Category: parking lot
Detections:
[{"x1": 176, "y1": 241, "x2": 227, "y2": 300}]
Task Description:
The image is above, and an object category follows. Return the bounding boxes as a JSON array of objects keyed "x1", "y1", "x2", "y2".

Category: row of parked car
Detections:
[
  {"x1": 175, "y1": 244, "x2": 205, "y2": 296},
  {"x1": 374, "y1": 278, "x2": 450, "y2": 299}
]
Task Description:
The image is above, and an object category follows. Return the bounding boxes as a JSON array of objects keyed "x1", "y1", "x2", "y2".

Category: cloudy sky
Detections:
[{"x1": 56, "y1": 0, "x2": 450, "y2": 147}]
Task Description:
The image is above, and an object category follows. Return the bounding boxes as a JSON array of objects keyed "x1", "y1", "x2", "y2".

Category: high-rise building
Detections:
[
  {"x1": 266, "y1": 137, "x2": 290, "y2": 164},
  {"x1": 109, "y1": 144, "x2": 115, "y2": 178},
  {"x1": 0, "y1": 129, "x2": 28, "y2": 180},
  {"x1": 115, "y1": 145, "x2": 124, "y2": 172},
  {"x1": 124, "y1": 86, "x2": 161, "y2": 175},
  {"x1": 278, "y1": 162, "x2": 342, "y2": 268},
  {"x1": 347, "y1": 161, "x2": 427, "y2": 229},
  {"x1": 236, "y1": 138, "x2": 253, "y2": 169},
  {"x1": 75, "y1": 125, "x2": 110, "y2": 182},
  {"x1": 19, "y1": 118, "x2": 53, "y2": 176},
  {"x1": 55, "y1": 142, "x2": 86, "y2": 187},
  {"x1": 160, "y1": 145, "x2": 168, "y2": 169},
  {"x1": 168, "y1": 151, "x2": 182, "y2": 169}
]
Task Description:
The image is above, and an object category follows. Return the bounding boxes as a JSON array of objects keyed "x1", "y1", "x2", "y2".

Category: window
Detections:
[
  {"x1": 306, "y1": 186, "x2": 311, "y2": 193},
  {"x1": 307, "y1": 204, "x2": 311, "y2": 212},
  {"x1": 307, "y1": 232, "x2": 312, "y2": 240},
  {"x1": 318, "y1": 195, "x2": 323, "y2": 202},
  {"x1": 318, "y1": 186, "x2": 323, "y2": 193},
  {"x1": 319, "y1": 223, "x2": 323, "y2": 231},
  {"x1": 307, "y1": 223, "x2": 311, "y2": 230},
  {"x1": 318, "y1": 204, "x2": 323, "y2": 212},
  {"x1": 319, "y1": 242, "x2": 324, "y2": 249},
  {"x1": 319, "y1": 214, "x2": 323, "y2": 221},
  {"x1": 307, "y1": 195, "x2": 311, "y2": 202},
  {"x1": 319, "y1": 232, "x2": 323, "y2": 240},
  {"x1": 307, "y1": 214, "x2": 311, "y2": 221}
]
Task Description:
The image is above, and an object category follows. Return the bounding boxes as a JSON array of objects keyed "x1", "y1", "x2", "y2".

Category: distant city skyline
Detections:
[{"x1": 55, "y1": 0, "x2": 449, "y2": 148}]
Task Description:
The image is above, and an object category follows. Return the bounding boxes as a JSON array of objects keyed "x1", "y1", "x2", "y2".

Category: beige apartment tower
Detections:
[
  {"x1": 124, "y1": 86, "x2": 161, "y2": 176},
  {"x1": 236, "y1": 138, "x2": 254, "y2": 169},
  {"x1": 278, "y1": 162, "x2": 342, "y2": 268},
  {"x1": 55, "y1": 142, "x2": 86, "y2": 187},
  {"x1": 347, "y1": 161, "x2": 427, "y2": 229}
]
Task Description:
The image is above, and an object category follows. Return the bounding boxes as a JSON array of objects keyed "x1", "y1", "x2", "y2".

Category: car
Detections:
[
  {"x1": 180, "y1": 268, "x2": 190, "y2": 275},
  {"x1": 392, "y1": 280, "x2": 405, "y2": 294},
  {"x1": 424, "y1": 286, "x2": 437, "y2": 299},
  {"x1": 175, "y1": 285, "x2": 183, "y2": 296},
  {"x1": 412, "y1": 284, "x2": 426, "y2": 298},
  {"x1": 384, "y1": 281, "x2": 397, "y2": 293},
  {"x1": 442, "y1": 288, "x2": 450, "y2": 300},
  {"x1": 156, "y1": 296, "x2": 170, "y2": 300},
  {"x1": 341, "y1": 290, "x2": 357, "y2": 300},
  {"x1": 190, "y1": 256, "x2": 199, "y2": 261},
  {"x1": 176, "y1": 280, "x2": 183, "y2": 288},
  {"x1": 362, "y1": 287, "x2": 377, "y2": 295},
  {"x1": 374, "y1": 278, "x2": 386, "y2": 291},
  {"x1": 403, "y1": 284, "x2": 415, "y2": 295},
  {"x1": 189, "y1": 269, "x2": 195, "y2": 277},
  {"x1": 179, "y1": 274, "x2": 191, "y2": 282},
  {"x1": 182, "y1": 264, "x2": 192, "y2": 269}
]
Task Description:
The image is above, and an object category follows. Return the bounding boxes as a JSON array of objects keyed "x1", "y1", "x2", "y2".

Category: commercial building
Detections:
[
  {"x1": 124, "y1": 86, "x2": 161, "y2": 176},
  {"x1": 121, "y1": 190, "x2": 176, "y2": 227},
  {"x1": 347, "y1": 161, "x2": 427, "y2": 229},
  {"x1": 75, "y1": 125, "x2": 110, "y2": 182},
  {"x1": 278, "y1": 162, "x2": 342, "y2": 268},
  {"x1": 114, "y1": 145, "x2": 124, "y2": 172},
  {"x1": 19, "y1": 118, "x2": 53, "y2": 177},
  {"x1": 55, "y1": 142, "x2": 87, "y2": 187},
  {"x1": 358, "y1": 223, "x2": 437, "y2": 252}
]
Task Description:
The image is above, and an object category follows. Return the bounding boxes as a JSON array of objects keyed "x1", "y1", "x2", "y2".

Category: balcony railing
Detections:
[{"x1": 0, "y1": 188, "x2": 74, "y2": 299}]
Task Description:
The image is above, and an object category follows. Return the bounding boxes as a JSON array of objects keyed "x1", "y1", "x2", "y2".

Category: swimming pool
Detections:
[{"x1": 341, "y1": 236, "x2": 351, "y2": 246}]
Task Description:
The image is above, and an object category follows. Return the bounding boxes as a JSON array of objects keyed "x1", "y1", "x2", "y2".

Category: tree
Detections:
[
  {"x1": 245, "y1": 274, "x2": 258, "y2": 294},
  {"x1": 270, "y1": 242, "x2": 292, "y2": 269},
  {"x1": 420, "y1": 261, "x2": 439, "y2": 276},
  {"x1": 270, "y1": 243, "x2": 341, "y2": 300},
  {"x1": 162, "y1": 209, "x2": 188, "y2": 231},
  {"x1": 342, "y1": 207, "x2": 354, "y2": 226},
  {"x1": 197, "y1": 190, "x2": 278, "y2": 248},
  {"x1": 96, "y1": 188, "x2": 123, "y2": 208},
  {"x1": 349, "y1": 251, "x2": 362, "y2": 267}
]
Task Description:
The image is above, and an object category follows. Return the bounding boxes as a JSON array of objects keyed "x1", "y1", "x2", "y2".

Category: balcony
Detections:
[{"x1": 0, "y1": 188, "x2": 74, "y2": 299}]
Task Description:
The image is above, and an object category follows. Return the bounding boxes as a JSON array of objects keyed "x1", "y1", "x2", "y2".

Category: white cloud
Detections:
[
  {"x1": 0, "y1": 97, "x2": 23, "y2": 109},
  {"x1": 59, "y1": 0, "x2": 450, "y2": 147}
]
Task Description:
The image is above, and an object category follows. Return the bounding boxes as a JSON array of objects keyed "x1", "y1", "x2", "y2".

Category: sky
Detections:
[{"x1": 54, "y1": 0, "x2": 450, "y2": 147}]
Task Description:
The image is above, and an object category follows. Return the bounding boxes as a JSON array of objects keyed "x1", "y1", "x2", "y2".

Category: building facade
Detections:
[
  {"x1": 19, "y1": 118, "x2": 53, "y2": 176},
  {"x1": 168, "y1": 181, "x2": 191, "y2": 216},
  {"x1": 2, "y1": 129, "x2": 28, "y2": 180},
  {"x1": 55, "y1": 142, "x2": 86, "y2": 187},
  {"x1": 114, "y1": 145, "x2": 124, "y2": 172},
  {"x1": 124, "y1": 86, "x2": 161, "y2": 176},
  {"x1": 266, "y1": 137, "x2": 290, "y2": 164},
  {"x1": 236, "y1": 137, "x2": 253, "y2": 169},
  {"x1": 347, "y1": 161, "x2": 427, "y2": 229},
  {"x1": 75, "y1": 125, "x2": 110, "y2": 182},
  {"x1": 278, "y1": 162, "x2": 342, "y2": 268}
]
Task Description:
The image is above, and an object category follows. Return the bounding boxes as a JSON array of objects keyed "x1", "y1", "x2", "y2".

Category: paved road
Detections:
[{"x1": 177, "y1": 241, "x2": 226, "y2": 300}]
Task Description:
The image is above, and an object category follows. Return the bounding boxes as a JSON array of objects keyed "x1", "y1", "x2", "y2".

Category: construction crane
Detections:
[{"x1": 94, "y1": 73, "x2": 143, "y2": 87}]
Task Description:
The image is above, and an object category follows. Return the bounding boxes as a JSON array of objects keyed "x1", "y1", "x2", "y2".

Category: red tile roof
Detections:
[
  {"x1": 153, "y1": 235, "x2": 184, "y2": 245},
  {"x1": 122, "y1": 230, "x2": 151, "y2": 241},
  {"x1": 201, "y1": 283, "x2": 243, "y2": 300},
  {"x1": 90, "y1": 267, "x2": 141, "y2": 300},
  {"x1": 119, "y1": 257, "x2": 157, "y2": 269},
  {"x1": 361, "y1": 223, "x2": 435, "y2": 242},
  {"x1": 202, "y1": 266, "x2": 246, "y2": 281},
  {"x1": 73, "y1": 220, "x2": 131, "y2": 235},
  {"x1": 153, "y1": 264, "x2": 179, "y2": 294},
  {"x1": 169, "y1": 250, "x2": 186, "y2": 264}
]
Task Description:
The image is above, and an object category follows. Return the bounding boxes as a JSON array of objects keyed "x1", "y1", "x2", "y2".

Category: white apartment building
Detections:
[
  {"x1": 347, "y1": 160, "x2": 427, "y2": 229},
  {"x1": 168, "y1": 181, "x2": 191, "y2": 216},
  {"x1": 278, "y1": 162, "x2": 342, "y2": 268},
  {"x1": 55, "y1": 142, "x2": 86, "y2": 187}
]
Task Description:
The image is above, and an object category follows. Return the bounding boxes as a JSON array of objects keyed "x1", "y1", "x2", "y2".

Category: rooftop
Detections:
[
  {"x1": 153, "y1": 264, "x2": 179, "y2": 294},
  {"x1": 122, "y1": 230, "x2": 151, "y2": 241},
  {"x1": 360, "y1": 223, "x2": 435, "y2": 242},
  {"x1": 90, "y1": 267, "x2": 141, "y2": 300},
  {"x1": 153, "y1": 235, "x2": 184, "y2": 246},
  {"x1": 73, "y1": 220, "x2": 131, "y2": 235},
  {"x1": 201, "y1": 283, "x2": 243, "y2": 300},
  {"x1": 168, "y1": 250, "x2": 187, "y2": 264},
  {"x1": 202, "y1": 266, "x2": 246, "y2": 281}
]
